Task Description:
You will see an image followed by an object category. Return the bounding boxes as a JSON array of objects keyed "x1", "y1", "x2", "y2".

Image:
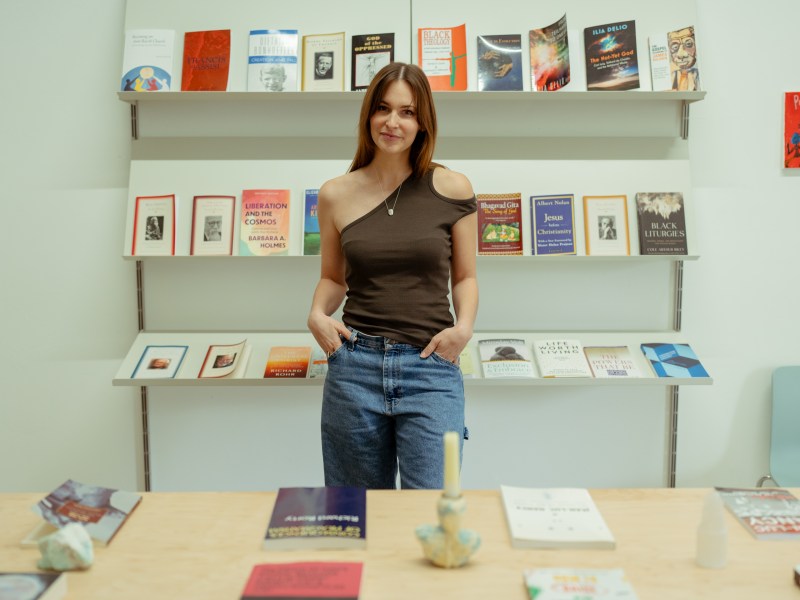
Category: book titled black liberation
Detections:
[{"x1": 263, "y1": 486, "x2": 367, "y2": 550}]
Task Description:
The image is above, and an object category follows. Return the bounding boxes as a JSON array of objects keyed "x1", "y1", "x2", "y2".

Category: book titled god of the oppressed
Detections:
[{"x1": 264, "y1": 486, "x2": 367, "y2": 550}]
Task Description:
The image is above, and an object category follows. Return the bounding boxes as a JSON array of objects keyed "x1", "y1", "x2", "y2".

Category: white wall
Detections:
[{"x1": 1, "y1": 0, "x2": 797, "y2": 492}]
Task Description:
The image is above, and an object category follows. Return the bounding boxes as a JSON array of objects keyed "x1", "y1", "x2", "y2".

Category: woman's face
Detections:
[{"x1": 370, "y1": 80, "x2": 421, "y2": 157}]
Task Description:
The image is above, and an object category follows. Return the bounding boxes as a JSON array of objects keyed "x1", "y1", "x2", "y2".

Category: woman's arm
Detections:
[{"x1": 307, "y1": 182, "x2": 351, "y2": 354}]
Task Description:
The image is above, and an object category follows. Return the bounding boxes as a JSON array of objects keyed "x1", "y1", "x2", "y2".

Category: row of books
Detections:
[
  {"x1": 130, "y1": 190, "x2": 688, "y2": 258},
  {"x1": 121, "y1": 17, "x2": 700, "y2": 94},
  {"x1": 130, "y1": 338, "x2": 708, "y2": 381},
  {"x1": 132, "y1": 342, "x2": 327, "y2": 380},
  {"x1": 472, "y1": 339, "x2": 709, "y2": 379},
  {"x1": 15, "y1": 480, "x2": 800, "y2": 600}
]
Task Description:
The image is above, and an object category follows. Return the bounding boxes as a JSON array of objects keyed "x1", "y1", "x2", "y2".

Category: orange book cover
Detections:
[
  {"x1": 418, "y1": 24, "x2": 467, "y2": 91},
  {"x1": 264, "y1": 346, "x2": 312, "y2": 378},
  {"x1": 181, "y1": 29, "x2": 231, "y2": 91}
]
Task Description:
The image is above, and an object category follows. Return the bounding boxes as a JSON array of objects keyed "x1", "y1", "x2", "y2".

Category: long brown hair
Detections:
[{"x1": 349, "y1": 62, "x2": 437, "y2": 179}]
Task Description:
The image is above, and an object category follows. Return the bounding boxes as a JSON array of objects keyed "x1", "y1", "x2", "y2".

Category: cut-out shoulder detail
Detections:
[{"x1": 429, "y1": 167, "x2": 476, "y2": 202}]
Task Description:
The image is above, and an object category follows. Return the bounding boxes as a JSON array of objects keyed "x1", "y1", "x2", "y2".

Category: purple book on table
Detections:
[{"x1": 263, "y1": 486, "x2": 367, "y2": 550}]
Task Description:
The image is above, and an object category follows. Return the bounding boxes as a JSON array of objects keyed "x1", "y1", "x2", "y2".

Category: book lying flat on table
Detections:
[
  {"x1": 501, "y1": 486, "x2": 616, "y2": 549},
  {"x1": 240, "y1": 562, "x2": 363, "y2": 600},
  {"x1": 29, "y1": 479, "x2": 142, "y2": 546},
  {"x1": 715, "y1": 487, "x2": 800, "y2": 539},
  {"x1": 0, "y1": 572, "x2": 67, "y2": 600},
  {"x1": 524, "y1": 568, "x2": 638, "y2": 599},
  {"x1": 264, "y1": 486, "x2": 367, "y2": 550}
]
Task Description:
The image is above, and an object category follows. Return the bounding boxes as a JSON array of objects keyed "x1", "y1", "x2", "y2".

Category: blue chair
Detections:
[{"x1": 757, "y1": 366, "x2": 800, "y2": 487}]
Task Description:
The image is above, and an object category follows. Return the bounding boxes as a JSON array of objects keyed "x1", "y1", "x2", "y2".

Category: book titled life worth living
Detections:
[{"x1": 263, "y1": 487, "x2": 367, "y2": 550}]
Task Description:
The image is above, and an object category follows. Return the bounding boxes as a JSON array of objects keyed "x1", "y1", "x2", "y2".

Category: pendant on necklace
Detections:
[{"x1": 388, "y1": 209, "x2": 394, "y2": 216}]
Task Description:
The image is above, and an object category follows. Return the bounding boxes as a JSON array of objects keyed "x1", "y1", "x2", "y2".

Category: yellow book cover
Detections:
[{"x1": 264, "y1": 346, "x2": 312, "y2": 378}]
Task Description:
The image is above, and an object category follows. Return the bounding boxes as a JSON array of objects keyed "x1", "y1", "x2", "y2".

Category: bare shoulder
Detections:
[
  {"x1": 432, "y1": 166, "x2": 475, "y2": 200},
  {"x1": 319, "y1": 171, "x2": 362, "y2": 206}
]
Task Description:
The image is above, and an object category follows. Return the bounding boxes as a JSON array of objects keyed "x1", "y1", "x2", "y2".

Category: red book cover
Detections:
[
  {"x1": 785, "y1": 92, "x2": 800, "y2": 168},
  {"x1": 417, "y1": 24, "x2": 467, "y2": 91},
  {"x1": 181, "y1": 29, "x2": 231, "y2": 91},
  {"x1": 241, "y1": 562, "x2": 363, "y2": 600}
]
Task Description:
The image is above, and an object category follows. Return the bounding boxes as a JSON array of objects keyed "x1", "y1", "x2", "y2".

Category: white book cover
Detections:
[
  {"x1": 524, "y1": 568, "x2": 638, "y2": 599},
  {"x1": 479, "y1": 339, "x2": 535, "y2": 378},
  {"x1": 247, "y1": 29, "x2": 299, "y2": 92},
  {"x1": 501, "y1": 486, "x2": 616, "y2": 549},
  {"x1": 648, "y1": 33, "x2": 671, "y2": 91},
  {"x1": 583, "y1": 195, "x2": 630, "y2": 256},
  {"x1": 583, "y1": 346, "x2": 641, "y2": 378},
  {"x1": 302, "y1": 32, "x2": 345, "y2": 91},
  {"x1": 120, "y1": 29, "x2": 174, "y2": 91},
  {"x1": 533, "y1": 339, "x2": 593, "y2": 378}
]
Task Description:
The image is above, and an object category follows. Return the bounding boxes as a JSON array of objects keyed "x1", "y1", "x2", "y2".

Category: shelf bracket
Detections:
[
  {"x1": 130, "y1": 101, "x2": 139, "y2": 140},
  {"x1": 136, "y1": 260, "x2": 151, "y2": 491},
  {"x1": 680, "y1": 100, "x2": 690, "y2": 140},
  {"x1": 672, "y1": 260, "x2": 684, "y2": 332},
  {"x1": 666, "y1": 385, "x2": 679, "y2": 488}
]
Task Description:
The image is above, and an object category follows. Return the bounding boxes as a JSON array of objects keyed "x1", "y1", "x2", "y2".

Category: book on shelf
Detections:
[
  {"x1": 190, "y1": 195, "x2": 235, "y2": 256},
  {"x1": 0, "y1": 572, "x2": 67, "y2": 600},
  {"x1": 131, "y1": 345, "x2": 188, "y2": 379},
  {"x1": 531, "y1": 194, "x2": 576, "y2": 256},
  {"x1": 501, "y1": 485, "x2": 616, "y2": 550},
  {"x1": 524, "y1": 568, "x2": 638, "y2": 599},
  {"x1": 303, "y1": 188, "x2": 321, "y2": 256},
  {"x1": 529, "y1": 14, "x2": 571, "y2": 91},
  {"x1": 247, "y1": 29, "x2": 299, "y2": 92},
  {"x1": 635, "y1": 192, "x2": 687, "y2": 255},
  {"x1": 533, "y1": 339, "x2": 593, "y2": 378},
  {"x1": 649, "y1": 26, "x2": 700, "y2": 91},
  {"x1": 479, "y1": 339, "x2": 535, "y2": 378},
  {"x1": 418, "y1": 23, "x2": 467, "y2": 91},
  {"x1": 583, "y1": 195, "x2": 630, "y2": 256},
  {"x1": 458, "y1": 345, "x2": 476, "y2": 378},
  {"x1": 583, "y1": 346, "x2": 641, "y2": 378},
  {"x1": 240, "y1": 562, "x2": 363, "y2": 600},
  {"x1": 263, "y1": 346, "x2": 312, "y2": 378},
  {"x1": 131, "y1": 193, "x2": 175, "y2": 256},
  {"x1": 583, "y1": 20, "x2": 640, "y2": 91},
  {"x1": 640, "y1": 342, "x2": 709, "y2": 378},
  {"x1": 476, "y1": 34, "x2": 523, "y2": 92},
  {"x1": 302, "y1": 32, "x2": 345, "y2": 92},
  {"x1": 477, "y1": 193, "x2": 523, "y2": 255},
  {"x1": 181, "y1": 29, "x2": 231, "y2": 91},
  {"x1": 785, "y1": 92, "x2": 800, "y2": 169},
  {"x1": 240, "y1": 189, "x2": 290, "y2": 256},
  {"x1": 715, "y1": 487, "x2": 800, "y2": 540},
  {"x1": 29, "y1": 479, "x2": 142, "y2": 546},
  {"x1": 263, "y1": 486, "x2": 367, "y2": 550},
  {"x1": 198, "y1": 340, "x2": 250, "y2": 378},
  {"x1": 308, "y1": 348, "x2": 329, "y2": 379},
  {"x1": 351, "y1": 33, "x2": 394, "y2": 91},
  {"x1": 120, "y1": 29, "x2": 174, "y2": 91}
]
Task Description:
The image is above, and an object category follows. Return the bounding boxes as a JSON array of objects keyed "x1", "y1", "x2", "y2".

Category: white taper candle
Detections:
[{"x1": 443, "y1": 431, "x2": 460, "y2": 498}]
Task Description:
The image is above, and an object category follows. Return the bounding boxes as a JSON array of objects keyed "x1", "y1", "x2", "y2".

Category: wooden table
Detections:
[{"x1": 1, "y1": 489, "x2": 798, "y2": 599}]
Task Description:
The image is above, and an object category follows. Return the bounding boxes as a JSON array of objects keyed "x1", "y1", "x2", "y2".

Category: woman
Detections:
[{"x1": 307, "y1": 62, "x2": 478, "y2": 490}]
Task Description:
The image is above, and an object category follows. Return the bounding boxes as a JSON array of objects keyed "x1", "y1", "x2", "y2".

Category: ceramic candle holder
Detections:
[{"x1": 415, "y1": 494, "x2": 480, "y2": 568}]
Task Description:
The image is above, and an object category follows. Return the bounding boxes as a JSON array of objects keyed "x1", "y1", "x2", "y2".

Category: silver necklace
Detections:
[{"x1": 376, "y1": 172, "x2": 403, "y2": 216}]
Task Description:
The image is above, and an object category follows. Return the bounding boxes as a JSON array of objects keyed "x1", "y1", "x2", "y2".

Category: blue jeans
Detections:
[{"x1": 321, "y1": 328, "x2": 466, "y2": 489}]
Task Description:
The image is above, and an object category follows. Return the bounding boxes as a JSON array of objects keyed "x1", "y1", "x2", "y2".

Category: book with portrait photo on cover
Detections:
[
  {"x1": 301, "y1": 32, "x2": 345, "y2": 92},
  {"x1": 131, "y1": 345, "x2": 188, "y2": 379},
  {"x1": 247, "y1": 29, "x2": 299, "y2": 92},
  {"x1": 198, "y1": 340, "x2": 250, "y2": 379},
  {"x1": 583, "y1": 195, "x2": 630, "y2": 256},
  {"x1": 263, "y1": 486, "x2": 367, "y2": 550},
  {"x1": 191, "y1": 195, "x2": 235, "y2": 256}
]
